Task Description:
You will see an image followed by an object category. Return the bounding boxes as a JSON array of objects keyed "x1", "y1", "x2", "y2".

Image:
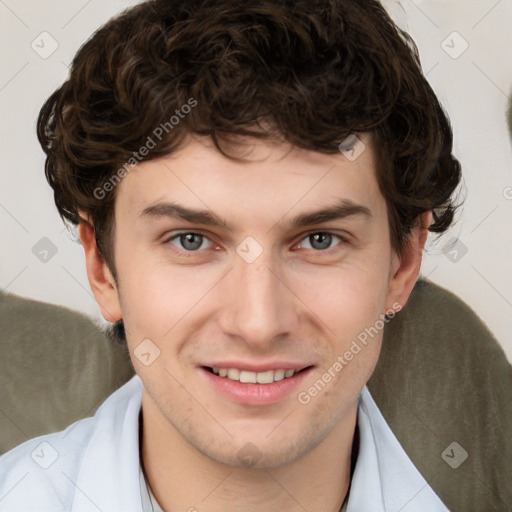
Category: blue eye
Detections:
[
  {"x1": 169, "y1": 233, "x2": 211, "y2": 251},
  {"x1": 299, "y1": 232, "x2": 342, "y2": 251}
]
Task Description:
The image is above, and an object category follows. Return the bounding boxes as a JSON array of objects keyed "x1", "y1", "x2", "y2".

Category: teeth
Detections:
[
  {"x1": 240, "y1": 371, "x2": 257, "y2": 383},
  {"x1": 227, "y1": 368, "x2": 240, "y2": 380},
  {"x1": 256, "y1": 370, "x2": 274, "y2": 384},
  {"x1": 211, "y1": 368, "x2": 297, "y2": 384},
  {"x1": 273, "y1": 369, "x2": 285, "y2": 381}
]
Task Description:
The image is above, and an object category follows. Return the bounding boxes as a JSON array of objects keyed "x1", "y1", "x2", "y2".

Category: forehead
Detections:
[{"x1": 115, "y1": 134, "x2": 385, "y2": 228}]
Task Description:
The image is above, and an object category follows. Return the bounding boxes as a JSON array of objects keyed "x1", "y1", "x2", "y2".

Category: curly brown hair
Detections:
[{"x1": 38, "y1": 0, "x2": 461, "y2": 277}]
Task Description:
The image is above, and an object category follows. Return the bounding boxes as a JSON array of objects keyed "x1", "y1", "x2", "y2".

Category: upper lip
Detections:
[{"x1": 200, "y1": 361, "x2": 313, "y2": 372}]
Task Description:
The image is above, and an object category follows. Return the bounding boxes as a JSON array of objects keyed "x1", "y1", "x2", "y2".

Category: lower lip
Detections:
[{"x1": 200, "y1": 367, "x2": 313, "y2": 406}]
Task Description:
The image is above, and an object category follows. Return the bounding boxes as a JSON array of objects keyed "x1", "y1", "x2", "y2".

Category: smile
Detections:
[
  {"x1": 210, "y1": 368, "x2": 297, "y2": 384},
  {"x1": 202, "y1": 365, "x2": 313, "y2": 405}
]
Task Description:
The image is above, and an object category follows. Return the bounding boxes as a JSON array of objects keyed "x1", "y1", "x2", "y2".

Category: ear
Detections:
[
  {"x1": 77, "y1": 218, "x2": 122, "y2": 322},
  {"x1": 385, "y1": 211, "x2": 432, "y2": 312}
]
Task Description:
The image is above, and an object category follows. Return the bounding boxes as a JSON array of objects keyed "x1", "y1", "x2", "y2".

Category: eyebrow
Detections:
[
  {"x1": 288, "y1": 200, "x2": 372, "y2": 228},
  {"x1": 140, "y1": 203, "x2": 232, "y2": 228},
  {"x1": 139, "y1": 199, "x2": 372, "y2": 230}
]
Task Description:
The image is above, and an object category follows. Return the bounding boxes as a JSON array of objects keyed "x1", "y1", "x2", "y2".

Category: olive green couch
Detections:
[{"x1": 1, "y1": 279, "x2": 511, "y2": 510}]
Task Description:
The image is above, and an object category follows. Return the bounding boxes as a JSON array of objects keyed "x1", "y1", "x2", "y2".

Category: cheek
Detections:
[
  {"x1": 114, "y1": 247, "x2": 168, "y2": 339},
  {"x1": 291, "y1": 254, "x2": 391, "y2": 342},
  {"x1": 294, "y1": 261, "x2": 389, "y2": 409},
  {"x1": 116, "y1": 253, "x2": 220, "y2": 343}
]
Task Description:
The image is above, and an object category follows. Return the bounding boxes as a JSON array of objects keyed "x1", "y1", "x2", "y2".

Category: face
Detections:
[{"x1": 90, "y1": 135, "x2": 412, "y2": 468}]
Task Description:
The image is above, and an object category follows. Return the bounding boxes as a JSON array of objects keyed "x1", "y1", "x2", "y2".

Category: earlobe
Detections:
[
  {"x1": 385, "y1": 211, "x2": 432, "y2": 312},
  {"x1": 77, "y1": 219, "x2": 122, "y2": 322}
]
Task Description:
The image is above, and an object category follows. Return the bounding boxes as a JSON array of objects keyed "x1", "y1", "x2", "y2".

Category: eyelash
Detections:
[{"x1": 165, "y1": 231, "x2": 349, "y2": 254}]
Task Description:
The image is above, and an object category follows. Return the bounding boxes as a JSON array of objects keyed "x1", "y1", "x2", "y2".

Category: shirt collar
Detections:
[{"x1": 346, "y1": 386, "x2": 448, "y2": 511}]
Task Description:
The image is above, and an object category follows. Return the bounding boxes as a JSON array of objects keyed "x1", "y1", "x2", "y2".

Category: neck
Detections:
[{"x1": 141, "y1": 395, "x2": 357, "y2": 512}]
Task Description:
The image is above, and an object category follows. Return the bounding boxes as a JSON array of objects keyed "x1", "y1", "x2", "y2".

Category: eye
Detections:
[
  {"x1": 168, "y1": 232, "x2": 212, "y2": 251},
  {"x1": 298, "y1": 232, "x2": 344, "y2": 251}
]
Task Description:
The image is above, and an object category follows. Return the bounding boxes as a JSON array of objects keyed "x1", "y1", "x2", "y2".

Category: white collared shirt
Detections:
[
  {"x1": 0, "y1": 376, "x2": 448, "y2": 511},
  {"x1": 347, "y1": 387, "x2": 448, "y2": 511}
]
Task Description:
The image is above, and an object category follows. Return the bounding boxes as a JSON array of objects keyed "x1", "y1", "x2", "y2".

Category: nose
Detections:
[{"x1": 217, "y1": 251, "x2": 299, "y2": 349}]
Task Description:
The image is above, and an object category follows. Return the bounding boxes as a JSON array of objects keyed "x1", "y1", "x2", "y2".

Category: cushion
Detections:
[
  {"x1": 0, "y1": 290, "x2": 134, "y2": 454},
  {"x1": 369, "y1": 279, "x2": 512, "y2": 510}
]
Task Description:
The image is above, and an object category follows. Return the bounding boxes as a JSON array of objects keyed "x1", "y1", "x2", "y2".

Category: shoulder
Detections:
[
  {"x1": 0, "y1": 417, "x2": 96, "y2": 511},
  {"x1": 0, "y1": 376, "x2": 142, "y2": 512}
]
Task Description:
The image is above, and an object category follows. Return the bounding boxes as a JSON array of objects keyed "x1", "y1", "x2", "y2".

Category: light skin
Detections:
[{"x1": 79, "y1": 134, "x2": 430, "y2": 512}]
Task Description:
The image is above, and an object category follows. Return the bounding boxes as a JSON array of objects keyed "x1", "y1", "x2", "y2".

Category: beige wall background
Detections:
[{"x1": 1, "y1": 0, "x2": 511, "y2": 361}]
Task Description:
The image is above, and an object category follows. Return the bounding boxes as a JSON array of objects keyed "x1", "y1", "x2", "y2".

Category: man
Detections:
[{"x1": 0, "y1": 0, "x2": 461, "y2": 510}]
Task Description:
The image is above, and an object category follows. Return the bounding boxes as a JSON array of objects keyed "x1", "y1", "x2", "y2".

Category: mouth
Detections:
[
  {"x1": 200, "y1": 365, "x2": 314, "y2": 405},
  {"x1": 204, "y1": 367, "x2": 306, "y2": 384}
]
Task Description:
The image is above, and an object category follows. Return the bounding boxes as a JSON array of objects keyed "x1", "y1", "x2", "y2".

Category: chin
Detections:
[{"x1": 190, "y1": 423, "x2": 330, "y2": 470}]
